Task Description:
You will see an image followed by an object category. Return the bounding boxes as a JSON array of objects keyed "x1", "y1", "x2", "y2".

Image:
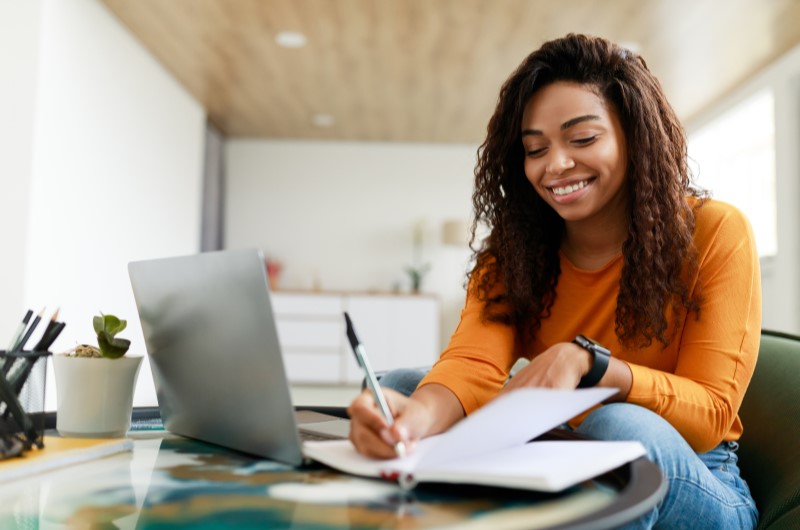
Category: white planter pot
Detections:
[{"x1": 53, "y1": 355, "x2": 143, "y2": 438}]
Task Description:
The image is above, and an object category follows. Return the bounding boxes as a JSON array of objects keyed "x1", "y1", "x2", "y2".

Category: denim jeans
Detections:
[{"x1": 378, "y1": 368, "x2": 759, "y2": 529}]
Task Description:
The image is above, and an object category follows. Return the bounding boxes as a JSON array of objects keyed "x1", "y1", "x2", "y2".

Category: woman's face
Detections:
[{"x1": 521, "y1": 82, "x2": 628, "y2": 225}]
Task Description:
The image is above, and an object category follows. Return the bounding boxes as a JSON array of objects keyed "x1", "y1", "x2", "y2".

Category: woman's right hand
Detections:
[{"x1": 347, "y1": 387, "x2": 434, "y2": 459}]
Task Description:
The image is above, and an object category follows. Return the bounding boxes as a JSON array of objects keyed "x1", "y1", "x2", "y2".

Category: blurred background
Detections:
[{"x1": 2, "y1": 0, "x2": 798, "y2": 408}]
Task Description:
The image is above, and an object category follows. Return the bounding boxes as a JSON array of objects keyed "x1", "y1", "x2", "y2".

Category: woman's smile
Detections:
[{"x1": 549, "y1": 177, "x2": 596, "y2": 201}]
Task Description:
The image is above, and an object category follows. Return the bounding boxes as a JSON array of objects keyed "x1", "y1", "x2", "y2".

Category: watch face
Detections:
[{"x1": 576, "y1": 335, "x2": 610, "y2": 355}]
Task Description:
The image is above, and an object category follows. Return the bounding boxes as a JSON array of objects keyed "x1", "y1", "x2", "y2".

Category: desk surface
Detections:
[{"x1": 0, "y1": 429, "x2": 665, "y2": 529}]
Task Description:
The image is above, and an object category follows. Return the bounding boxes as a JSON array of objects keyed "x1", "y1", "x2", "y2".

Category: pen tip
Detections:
[
  {"x1": 395, "y1": 441, "x2": 407, "y2": 459},
  {"x1": 37, "y1": 307, "x2": 46, "y2": 317},
  {"x1": 51, "y1": 308, "x2": 60, "y2": 321}
]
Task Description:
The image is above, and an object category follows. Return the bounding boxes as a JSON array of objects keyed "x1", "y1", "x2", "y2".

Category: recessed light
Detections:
[
  {"x1": 275, "y1": 31, "x2": 307, "y2": 48},
  {"x1": 311, "y1": 114, "x2": 335, "y2": 127}
]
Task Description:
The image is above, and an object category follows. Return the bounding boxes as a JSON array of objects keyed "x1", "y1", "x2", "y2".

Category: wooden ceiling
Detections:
[{"x1": 101, "y1": 0, "x2": 800, "y2": 144}]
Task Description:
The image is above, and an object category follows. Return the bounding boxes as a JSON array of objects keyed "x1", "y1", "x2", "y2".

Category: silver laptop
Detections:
[{"x1": 128, "y1": 249, "x2": 349, "y2": 466}]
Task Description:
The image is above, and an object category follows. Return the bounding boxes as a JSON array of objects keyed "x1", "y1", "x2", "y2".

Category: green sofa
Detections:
[{"x1": 738, "y1": 330, "x2": 800, "y2": 529}]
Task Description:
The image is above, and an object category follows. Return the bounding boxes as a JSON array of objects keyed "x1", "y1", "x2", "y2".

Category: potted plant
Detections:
[
  {"x1": 53, "y1": 313, "x2": 143, "y2": 438},
  {"x1": 404, "y1": 220, "x2": 431, "y2": 293}
]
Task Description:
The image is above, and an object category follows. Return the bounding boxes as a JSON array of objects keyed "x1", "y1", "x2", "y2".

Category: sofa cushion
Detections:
[{"x1": 738, "y1": 330, "x2": 800, "y2": 529}]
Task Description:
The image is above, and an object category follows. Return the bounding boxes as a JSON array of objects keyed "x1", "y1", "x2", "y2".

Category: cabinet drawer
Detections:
[
  {"x1": 276, "y1": 320, "x2": 342, "y2": 349},
  {"x1": 271, "y1": 293, "x2": 343, "y2": 316},
  {"x1": 283, "y1": 353, "x2": 341, "y2": 383}
]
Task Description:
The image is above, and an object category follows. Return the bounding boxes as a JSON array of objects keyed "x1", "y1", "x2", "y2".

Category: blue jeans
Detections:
[{"x1": 378, "y1": 368, "x2": 759, "y2": 529}]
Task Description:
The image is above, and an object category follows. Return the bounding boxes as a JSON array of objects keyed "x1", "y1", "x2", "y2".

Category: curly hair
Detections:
[{"x1": 470, "y1": 33, "x2": 706, "y2": 349}]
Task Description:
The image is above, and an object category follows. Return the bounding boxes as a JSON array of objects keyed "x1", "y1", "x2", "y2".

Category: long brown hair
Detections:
[{"x1": 470, "y1": 34, "x2": 705, "y2": 349}]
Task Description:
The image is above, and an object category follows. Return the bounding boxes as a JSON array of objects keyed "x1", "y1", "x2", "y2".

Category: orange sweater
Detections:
[{"x1": 419, "y1": 199, "x2": 761, "y2": 452}]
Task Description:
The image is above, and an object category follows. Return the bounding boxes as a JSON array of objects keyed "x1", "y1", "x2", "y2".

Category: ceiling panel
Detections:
[{"x1": 101, "y1": 0, "x2": 800, "y2": 143}]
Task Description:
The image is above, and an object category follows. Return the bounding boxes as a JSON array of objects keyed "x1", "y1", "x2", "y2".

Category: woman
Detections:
[{"x1": 348, "y1": 34, "x2": 760, "y2": 528}]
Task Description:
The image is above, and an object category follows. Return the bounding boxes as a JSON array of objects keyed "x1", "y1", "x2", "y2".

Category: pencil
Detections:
[
  {"x1": 33, "y1": 308, "x2": 61, "y2": 351},
  {"x1": 37, "y1": 321, "x2": 65, "y2": 351}
]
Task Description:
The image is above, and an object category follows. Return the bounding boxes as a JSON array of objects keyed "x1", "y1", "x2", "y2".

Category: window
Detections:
[{"x1": 688, "y1": 89, "x2": 777, "y2": 257}]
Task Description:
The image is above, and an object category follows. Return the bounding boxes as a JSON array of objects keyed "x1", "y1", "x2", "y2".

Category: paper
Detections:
[
  {"x1": 302, "y1": 387, "x2": 646, "y2": 492},
  {"x1": 417, "y1": 387, "x2": 615, "y2": 468},
  {"x1": 0, "y1": 436, "x2": 134, "y2": 483}
]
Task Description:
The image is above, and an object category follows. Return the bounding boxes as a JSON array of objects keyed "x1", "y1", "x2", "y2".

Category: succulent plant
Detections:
[
  {"x1": 93, "y1": 313, "x2": 131, "y2": 359},
  {"x1": 68, "y1": 313, "x2": 131, "y2": 359}
]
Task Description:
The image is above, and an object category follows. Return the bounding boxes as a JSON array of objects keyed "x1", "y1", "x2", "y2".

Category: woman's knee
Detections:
[
  {"x1": 576, "y1": 403, "x2": 694, "y2": 464},
  {"x1": 376, "y1": 368, "x2": 428, "y2": 397}
]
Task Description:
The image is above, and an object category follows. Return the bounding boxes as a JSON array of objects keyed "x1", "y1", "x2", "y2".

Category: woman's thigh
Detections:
[{"x1": 576, "y1": 403, "x2": 758, "y2": 529}]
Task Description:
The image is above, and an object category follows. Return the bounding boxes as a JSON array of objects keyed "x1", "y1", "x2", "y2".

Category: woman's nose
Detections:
[{"x1": 546, "y1": 151, "x2": 576, "y2": 175}]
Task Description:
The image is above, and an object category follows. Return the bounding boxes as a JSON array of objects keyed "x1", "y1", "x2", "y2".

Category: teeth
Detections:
[{"x1": 552, "y1": 180, "x2": 590, "y2": 196}]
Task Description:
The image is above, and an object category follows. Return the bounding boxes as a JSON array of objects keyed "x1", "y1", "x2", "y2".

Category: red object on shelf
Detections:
[{"x1": 265, "y1": 259, "x2": 282, "y2": 291}]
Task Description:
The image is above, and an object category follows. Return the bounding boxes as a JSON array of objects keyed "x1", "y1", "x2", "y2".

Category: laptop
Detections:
[{"x1": 128, "y1": 249, "x2": 350, "y2": 466}]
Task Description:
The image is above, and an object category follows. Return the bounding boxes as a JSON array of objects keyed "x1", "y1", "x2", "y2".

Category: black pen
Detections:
[
  {"x1": 7, "y1": 309, "x2": 33, "y2": 351},
  {"x1": 11, "y1": 308, "x2": 45, "y2": 353},
  {"x1": 344, "y1": 312, "x2": 407, "y2": 458}
]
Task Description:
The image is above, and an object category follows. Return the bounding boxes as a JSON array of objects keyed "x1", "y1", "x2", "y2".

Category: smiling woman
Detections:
[
  {"x1": 346, "y1": 34, "x2": 762, "y2": 530},
  {"x1": 521, "y1": 82, "x2": 628, "y2": 241}
]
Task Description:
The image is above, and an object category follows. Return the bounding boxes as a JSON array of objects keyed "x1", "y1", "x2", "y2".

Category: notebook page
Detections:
[
  {"x1": 303, "y1": 434, "x2": 444, "y2": 478},
  {"x1": 416, "y1": 387, "x2": 615, "y2": 470}
]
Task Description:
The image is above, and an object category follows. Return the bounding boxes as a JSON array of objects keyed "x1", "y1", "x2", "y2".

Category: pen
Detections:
[
  {"x1": 7, "y1": 309, "x2": 33, "y2": 351},
  {"x1": 4, "y1": 308, "x2": 40, "y2": 375},
  {"x1": 11, "y1": 308, "x2": 45, "y2": 353},
  {"x1": 344, "y1": 312, "x2": 407, "y2": 458}
]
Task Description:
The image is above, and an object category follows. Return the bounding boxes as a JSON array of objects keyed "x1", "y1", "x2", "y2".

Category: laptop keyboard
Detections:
[{"x1": 299, "y1": 430, "x2": 342, "y2": 442}]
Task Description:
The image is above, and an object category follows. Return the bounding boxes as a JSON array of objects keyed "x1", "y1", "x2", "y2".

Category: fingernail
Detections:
[
  {"x1": 380, "y1": 428, "x2": 396, "y2": 446},
  {"x1": 396, "y1": 425, "x2": 409, "y2": 442}
]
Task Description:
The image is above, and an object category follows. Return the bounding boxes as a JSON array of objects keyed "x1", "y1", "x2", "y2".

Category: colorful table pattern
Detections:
[{"x1": 0, "y1": 432, "x2": 623, "y2": 529}]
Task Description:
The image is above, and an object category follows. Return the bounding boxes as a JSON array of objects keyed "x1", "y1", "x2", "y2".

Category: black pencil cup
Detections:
[{"x1": 0, "y1": 350, "x2": 51, "y2": 456}]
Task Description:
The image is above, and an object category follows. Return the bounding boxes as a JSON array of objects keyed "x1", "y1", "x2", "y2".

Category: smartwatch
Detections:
[{"x1": 572, "y1": 335, "x2": 611, "y2": 388}]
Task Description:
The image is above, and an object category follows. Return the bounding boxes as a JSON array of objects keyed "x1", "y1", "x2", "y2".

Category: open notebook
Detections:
[{"x1": 304, "y1": 388, "x2": 647, "y2": 492}]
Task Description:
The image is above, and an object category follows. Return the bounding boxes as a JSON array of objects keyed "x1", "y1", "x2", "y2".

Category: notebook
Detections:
[
  {"x1": 128, "y1": 249, "x2": 349, "y2": 467},
  {"x1": 303, "y1": 388, "x2": 647, "y2": 492}
]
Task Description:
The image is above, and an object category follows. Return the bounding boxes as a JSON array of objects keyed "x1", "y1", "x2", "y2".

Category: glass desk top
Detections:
[{"x1": 0, "y1": 430, "x2": 665, "y2": 529}]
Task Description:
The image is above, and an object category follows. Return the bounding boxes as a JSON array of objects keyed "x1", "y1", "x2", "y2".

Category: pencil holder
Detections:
[{"x1": 0, "y1": 350, "x2": 50, "y2": 457}]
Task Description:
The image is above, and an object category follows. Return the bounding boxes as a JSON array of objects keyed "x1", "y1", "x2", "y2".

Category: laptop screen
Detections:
[{"x1": 128, "y1": 249, "x2": 306, "y2": 465}]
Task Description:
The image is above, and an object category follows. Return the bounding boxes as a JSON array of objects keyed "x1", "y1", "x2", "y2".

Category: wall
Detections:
[
  {"x1": 227, "y1": 45, "x2": 800, "y2": 350},
  {"x1": 18, "y1": 0, "x2": 206, "y2": 409},
  {"x1": 225, "y1": 140, "x2": 477, "y2": 347},
  {"x1": 0, "y1": 0, "x2": 42, "y2": 342},
  {"x1": 686, "y1": 43, "x2": 800, "y2": 334}
]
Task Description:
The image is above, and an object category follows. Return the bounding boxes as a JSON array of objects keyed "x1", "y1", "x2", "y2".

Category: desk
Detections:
[{"x1": 0, "y1": 427, "x2": 665, "y2": 529}]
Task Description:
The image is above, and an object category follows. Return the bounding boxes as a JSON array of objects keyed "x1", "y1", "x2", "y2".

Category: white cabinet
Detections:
[
  {"x1": 271, "y1": 292, "x2": 440, "y2": 384},
  {"x1": 271, "y1": 293, "x2": 343, "y2": 383}
]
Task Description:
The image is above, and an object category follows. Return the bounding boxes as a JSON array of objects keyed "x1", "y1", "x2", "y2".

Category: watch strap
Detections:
[{"x1": 573, "y1": 335, "x2": 611, "y2": 388}]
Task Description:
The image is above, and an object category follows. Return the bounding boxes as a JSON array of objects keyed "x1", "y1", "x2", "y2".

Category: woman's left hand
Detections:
[{"x1": 501, "y1": 342, "x2": 591, "y2": 393}]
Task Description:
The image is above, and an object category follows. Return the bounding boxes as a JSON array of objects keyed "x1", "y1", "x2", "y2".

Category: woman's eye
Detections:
[
  {"x1": 572, "y1": 136, "x2": 597, "y2": 146},
  {"x1": 526, "y1": 147, "x2": 547, "y2": 158}
]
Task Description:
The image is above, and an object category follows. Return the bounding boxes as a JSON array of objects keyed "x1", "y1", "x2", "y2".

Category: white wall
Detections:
[
  {"x1": 226, "y1": 140, "x2": 476, "y2": 347},
  {"x1": 0, "y1": 0, "x2": 42, "y2": 342},
  {"x1": 226, "y1": 53, "x2": 800, "y2": 350},
  {"x1": 18, "y1": 0, "x2": 206, "y2": 409},
  {"x1": 686, "y1": 43, "x2": 800, "y2": 334}
]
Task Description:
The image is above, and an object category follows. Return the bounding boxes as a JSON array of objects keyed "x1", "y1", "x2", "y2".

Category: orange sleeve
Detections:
[
  {"x1": 417, "y1": 280, "x2": 518, "y2": 415},
  {"x1": 625, "y1": 202, "x2": 761, "y2": 452}
]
